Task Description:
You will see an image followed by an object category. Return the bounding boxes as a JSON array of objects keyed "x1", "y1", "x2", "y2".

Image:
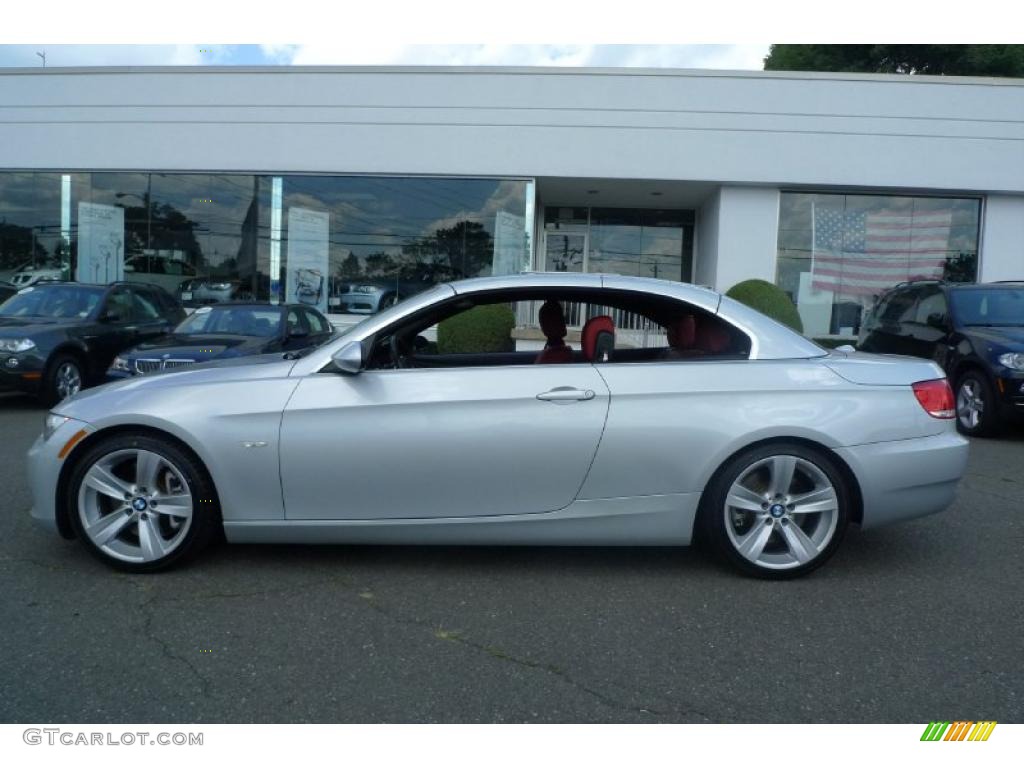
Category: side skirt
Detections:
[{"x1": 224, "y1": 493, "x2": 699, "y2": 546}]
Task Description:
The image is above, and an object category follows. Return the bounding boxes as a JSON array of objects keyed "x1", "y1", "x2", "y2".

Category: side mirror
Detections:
[{"x1": 331, "y1": 340, "x2": 364, "y2": 375}]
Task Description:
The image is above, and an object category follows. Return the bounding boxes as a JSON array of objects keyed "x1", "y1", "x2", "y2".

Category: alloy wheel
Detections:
[
  {"x1": 77, "y1": 449, "x2": 194, "y2": 564},
  {"x1": 723, "y1": 454, "x2": 840, "y2": 570},
  {"x1": 55, "y1": 361, "x2": 82, "y2": 400},
  {"x1": 956, "y1": 378, "x2": 984, "y2": 431}
]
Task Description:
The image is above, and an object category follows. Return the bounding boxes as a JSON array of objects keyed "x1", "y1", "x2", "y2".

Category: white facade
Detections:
[{"x1": 1, "y1": 65, "x2": 1022, "y2": 294}]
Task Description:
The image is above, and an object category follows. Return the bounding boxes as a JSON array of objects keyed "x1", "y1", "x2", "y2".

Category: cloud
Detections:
[
  {"x1": 0, "y1": 44, "x2": 769, "y2": 70},
  {"x1": 0, "y1": 45, "x2": 233, "y2": 68},
  {"x1": 284, "y1": 44, "x2": 769, "y2": 70}
]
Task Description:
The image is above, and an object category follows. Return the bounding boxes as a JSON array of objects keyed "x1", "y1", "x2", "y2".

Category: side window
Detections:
[
  {"x1": 880, "y1": 290, "x2": 918, "y2": 325},
  {"x1": 164, "y1": 260, "x2": 182, "y2": 276},
  {"x1": 103, "y1": 288, "x2": 134, "y2": 322},
  {"x1": 913, "y1": 289, "x2": 948, "y2": 325},
  {"x1": 131, "y1": 289, "x2": 162, "y2": 321},
  {"x1": 286, "y1": 308, "x2": 305, "y2": 336},
  {"x1": 364, "y1": 292, "x2": 749, "y2": 371},
  {"x1": 302, "y1": 309, "x2": 329, "y2": 335}
]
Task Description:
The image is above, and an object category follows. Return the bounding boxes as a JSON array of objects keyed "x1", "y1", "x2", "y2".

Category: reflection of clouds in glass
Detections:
[{"x1": 421, "y1": 180, "x2": 526, "y2": 237}]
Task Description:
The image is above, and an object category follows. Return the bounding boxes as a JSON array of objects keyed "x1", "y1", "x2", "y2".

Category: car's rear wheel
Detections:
[
  {"x1": 955, "y1": 371, "x2": 998, "y2": 437},
  {"x1": 67, "y1": 433, "x2": 220, "y2": 572},
  {"x1": 699, "y1": 443, "x2": 850, "y2": 579}
]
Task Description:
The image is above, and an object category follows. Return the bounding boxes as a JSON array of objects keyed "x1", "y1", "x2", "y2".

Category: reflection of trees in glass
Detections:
[
  {"x1": 403, "y1": 221, "x2": 493, "y2": 279},
  {"x1": 943, "y1": 253, "x2": 978, "y2": 283},
  {"x1": 119, "y1": 202, "x2": 205, "y2": 270},
  {"x1": 0, "y1": 221, "x2": 55, "y2": 270},
  {"x1": 336, "y1": 253, "x2": 361, "y2": 279}
]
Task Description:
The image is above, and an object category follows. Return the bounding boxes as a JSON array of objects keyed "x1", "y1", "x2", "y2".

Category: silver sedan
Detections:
[{"x1": 27, "y1": 274, "x2": 969, "y2": 578}]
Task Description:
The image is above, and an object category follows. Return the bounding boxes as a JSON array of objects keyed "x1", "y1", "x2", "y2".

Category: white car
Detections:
[{"x1": 10, "y1": 265, "x2": 65, "y2": 288}]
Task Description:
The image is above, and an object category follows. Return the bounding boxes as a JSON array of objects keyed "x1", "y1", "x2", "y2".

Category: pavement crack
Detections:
[
  {"x1": 355, "y1": 591, "x2": 716, "y2": 722},
  {"x1": 136, "y1": 594, "x2": 212, "y2": 697}
]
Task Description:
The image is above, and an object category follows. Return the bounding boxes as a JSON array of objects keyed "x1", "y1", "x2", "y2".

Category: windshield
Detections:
[
  {"x1": 0, "y1": 285, "x2": 104, "y2": 319},
  {"x1": 175, "y1": 306, "x2": 282, "y2": 337},
  {"x1": 950, "y1": 288, "x2": 1024, "y2": 327}
]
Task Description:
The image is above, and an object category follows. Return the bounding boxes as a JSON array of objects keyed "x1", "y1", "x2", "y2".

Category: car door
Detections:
[
  {"x1": 130, "y1": 287, "x2": 176, "y2": 343},
  {"x1": 278, "y1": 329, "x2": 611, "y2": 520},
  {"x1": 90, "y1": 286, "x2": 137, "y2": 370}
]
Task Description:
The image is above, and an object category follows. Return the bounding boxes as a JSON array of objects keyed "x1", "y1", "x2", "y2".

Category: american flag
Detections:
[{"x1": 811, "y1": 205, "x2": 953, "y2": 297}]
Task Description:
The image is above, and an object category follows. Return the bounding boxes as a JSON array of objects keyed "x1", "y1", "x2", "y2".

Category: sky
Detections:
[{"x1": 0, "y1": 44, "x2": 771, "y2": 70}]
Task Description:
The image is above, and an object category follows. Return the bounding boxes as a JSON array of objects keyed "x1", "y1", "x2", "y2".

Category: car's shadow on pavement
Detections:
[{"x1": 0, "y1": 392, "x2": 45, "y2": 411}]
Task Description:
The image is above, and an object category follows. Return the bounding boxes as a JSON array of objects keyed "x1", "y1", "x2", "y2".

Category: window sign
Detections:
[
  {"x1": 76, "y1": 202, "x2": 124, "y2": 285},
  {"x1": 285, "y1": 207, "x2": 329, "y2": 313}
]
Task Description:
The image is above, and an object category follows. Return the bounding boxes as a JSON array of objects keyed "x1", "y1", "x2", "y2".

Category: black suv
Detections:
[
  {"x1": 0, "y1": 281, "x2": 185, "y2": 405},
  {"x1": 859, "y1": 280, "x2": 1024, "y2": 436}
]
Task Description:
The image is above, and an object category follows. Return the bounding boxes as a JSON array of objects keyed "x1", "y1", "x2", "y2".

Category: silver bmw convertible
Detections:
[{"x1": 27, "y1": 273, "x2": 969, "y2": 578}]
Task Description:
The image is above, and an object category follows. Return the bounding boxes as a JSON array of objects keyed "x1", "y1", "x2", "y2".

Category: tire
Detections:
[
  {"x1": 698, "y1": 442, "x2": 851, "y2": 580},
  {"x1": 379, "y1": 293, "x2": 401, "y2": 309},
  {"x1": 40, "y1": 353, "x2": 85, "y2": 407},
  {"x1": 66, "y1": 433, "x2": 220, "y2": 573},
  {"x1": 954, "y1": 371, "x2": 999, "y2": 438}
]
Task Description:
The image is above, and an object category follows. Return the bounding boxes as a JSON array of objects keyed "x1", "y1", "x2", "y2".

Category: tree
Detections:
[{"x1": 764, "y1": 45, "x2": 1024, "y2": 77}]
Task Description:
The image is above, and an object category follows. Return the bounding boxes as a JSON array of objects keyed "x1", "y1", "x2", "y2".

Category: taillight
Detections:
[{"x1": 912, "y1": 378, "x2": 955, "y2": 419}]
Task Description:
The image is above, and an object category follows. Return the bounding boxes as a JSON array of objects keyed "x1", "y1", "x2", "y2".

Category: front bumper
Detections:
[
  {"x1": 0, "y1": 353, "x2": 45, "y2": 394},
  {"x1": 27, "y1": 416, "x2": 93, "y2": 536},
  {"x1": 836, "y1": 428, "x2": 969, "y2": 530}
]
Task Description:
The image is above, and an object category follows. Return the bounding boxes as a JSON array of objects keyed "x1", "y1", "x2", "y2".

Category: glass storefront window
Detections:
[
  {"x1": 0, "y1": 172, "x2": 533, "y2": 314},
  {"x1": 543, "y1": 206, "x2": 694, "y2": 281},
  {"x1": 0, "y1": 172, "x2": 69, "y2": 284},
  {"x1": 776, "y1": 192, "x2": 980, "y2": 338}
]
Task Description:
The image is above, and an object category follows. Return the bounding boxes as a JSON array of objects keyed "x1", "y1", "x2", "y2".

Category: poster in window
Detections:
[
  {"x1": 492, "y1": 210, "x2": 527, "y2": 276},
  {"x1": 285, "y1": 207, "x2": 329, "y2": 313},
  {"x1": 76, "y1": 203, "x2": 125, "y2": 285}
]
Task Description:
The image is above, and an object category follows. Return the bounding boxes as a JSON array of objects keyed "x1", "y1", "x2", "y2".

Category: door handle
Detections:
[{"x1": 537, "y1": 387, "x2": 596, "y2": 403}]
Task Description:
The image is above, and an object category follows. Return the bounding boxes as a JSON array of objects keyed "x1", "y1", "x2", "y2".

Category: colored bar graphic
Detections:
[{"x1": 920, "y1": 720, "x2": 996, "y2": 741}]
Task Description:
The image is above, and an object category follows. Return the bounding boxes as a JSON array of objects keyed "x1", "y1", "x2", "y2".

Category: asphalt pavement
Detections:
[{"x1": 0, "y1": 391, "x2": 1021, "y2": 723}]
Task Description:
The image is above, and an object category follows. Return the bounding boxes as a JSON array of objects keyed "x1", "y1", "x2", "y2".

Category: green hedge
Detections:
[
  {"x1": 437, "y1": 304, "x2": 515, "y2": 354},
  {"x1": 725, "y1": 279, "x2": 804, "y2": 334}
]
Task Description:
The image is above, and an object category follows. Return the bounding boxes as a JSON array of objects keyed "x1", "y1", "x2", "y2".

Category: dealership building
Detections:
[{"x1": 0, "y1": 65, "x2": 1022, "y2": 338}]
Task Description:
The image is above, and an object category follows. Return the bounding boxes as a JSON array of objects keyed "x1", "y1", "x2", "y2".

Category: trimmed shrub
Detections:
[
  {"x1": 725, "y1": 279, "x2": 804, "y2": 334},
  {"x1": 437, "y1": 304, "x2": 516, "y2": 354}
]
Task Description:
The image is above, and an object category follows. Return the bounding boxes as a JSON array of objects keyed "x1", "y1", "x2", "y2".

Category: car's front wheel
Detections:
[
  {"x1": 699, "y1": 443, "x2": 850, "y2": 579},
  {"x1": 67, "y1": 433, "x2": 220, "y2": 572},
  {"x1": 955, "y1": 371, "x2": 998, "y2": 437},
  {"x1": 41, "y1": 354, "x2": 84, "y2": 406}
]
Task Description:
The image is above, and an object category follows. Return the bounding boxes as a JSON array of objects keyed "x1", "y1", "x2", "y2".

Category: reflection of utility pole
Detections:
[{"x1": 36, "y1": 51, "x2": 46, "y2": 67}]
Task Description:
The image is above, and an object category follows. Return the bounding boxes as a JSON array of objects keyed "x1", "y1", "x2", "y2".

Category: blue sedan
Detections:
[{"x1": 108, "y1": 302, "x2": 334, "y2": 378}]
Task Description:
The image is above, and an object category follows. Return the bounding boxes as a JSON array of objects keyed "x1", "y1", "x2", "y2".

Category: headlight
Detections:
[
  {"x1": 354, "y1": 285, "x2": 379, "y2": 294},
  {"x1": 0, "y1": 338, "x2": 35, "y2": 353},
  {"x1": 43, "y1": 413, "x2": 69, "y2": 441},
  {"x1": 998, "y1": 352, "x2": 1024, "y2": 370},
  {"x1": 110, "y1": 356, "x2": 132, "y2": 372},
  {"x1": 208, "y1": 282, "x2": 233, "y2": 290}
]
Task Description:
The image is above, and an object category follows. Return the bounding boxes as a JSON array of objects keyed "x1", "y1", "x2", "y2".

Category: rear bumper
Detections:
[{"x1": 836, "y1": 429, "x2": 969, "y2": 530}]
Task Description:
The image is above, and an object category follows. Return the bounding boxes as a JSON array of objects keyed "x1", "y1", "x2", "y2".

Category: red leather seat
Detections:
[{"x1": 581, "y1": 315, "x2": 615, "y2": 362}]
